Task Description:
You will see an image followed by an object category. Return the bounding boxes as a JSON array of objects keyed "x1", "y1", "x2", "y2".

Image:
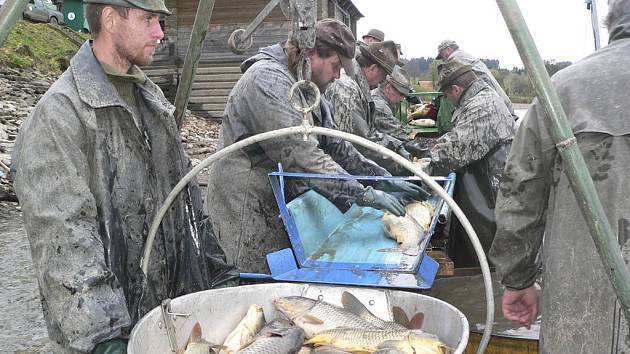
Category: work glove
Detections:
[
  {"x1": 375, "y1": 179, "x2": 431, "y2": 202},
  {"x1": 93, "y1": 339, "x2": 127, "y2": 354},
  {"x1": 397, "y1": 145, "x2": 412, "y2": 161},
  {"x1": 356, "y1": 186, "x2": 406, "y2": 216}
]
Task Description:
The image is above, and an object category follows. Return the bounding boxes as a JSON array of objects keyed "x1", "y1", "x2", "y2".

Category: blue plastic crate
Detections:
[{"x1": 240, "y1": 164, "x2": 456, "y2": 290}]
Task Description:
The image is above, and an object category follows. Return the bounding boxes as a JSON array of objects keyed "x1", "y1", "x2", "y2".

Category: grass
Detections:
[{"x1": 0, "y1": 21, "x2": 89, "y2": 74}]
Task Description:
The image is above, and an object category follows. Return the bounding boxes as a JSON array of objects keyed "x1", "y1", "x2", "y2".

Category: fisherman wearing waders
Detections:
[
  {"x1": 427, "y1": 59, "x2": 516, "y2": 268},
  {"x1": 490, "y1": 0, "x2": 630, "y2": 351},
  {"x1": 10, "y1": 0, "x2": 238, "y2": 352},
  {"x1": 206, "y1": 19, "x2": 430, "y2": 275}
]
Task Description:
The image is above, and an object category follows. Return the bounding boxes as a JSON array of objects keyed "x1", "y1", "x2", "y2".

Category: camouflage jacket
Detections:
[
  {"x1": 325, "y1": 60, "x2": 405, "y2": 172},
  {"x1": 429, "y1": 79, "x2": 515, "y2": 266},
  {"x1": 489, "y1": 25, "x2": 630, "y2": 352},
  {"x1": 371, "y1": 86, "x2": 408, "y2": 141},
  {"x1": 206, "y1": 43, "x2": 388, "y2": 273},
  {"x1": 447, "y1": 49, "x2": 515, "y2": 116},
  {"x1": 11, "y1": 42, "x2": 235, "y2": 353}
]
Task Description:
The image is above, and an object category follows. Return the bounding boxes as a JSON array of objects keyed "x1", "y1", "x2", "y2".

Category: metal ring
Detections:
[
  {"x1": 228, "y1": 28, "x2": 254, "y2": 55},
  {"x1": 288, "y1": 80, "x2": 320, "y2": 115}
]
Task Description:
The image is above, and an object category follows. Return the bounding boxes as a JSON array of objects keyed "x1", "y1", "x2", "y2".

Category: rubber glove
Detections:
[
  {"x1": 93, "y1": 339, "x2": 127, "y2": 354},
  {"x1": 356, "y1": 186, "x2": 405, "y2": 216},
  {"x1": 374, "y1": 180, "x2": 431, "y2": 201},
  {"x1": 397, "y1": 145, "x2": 412, "y2": 161}
]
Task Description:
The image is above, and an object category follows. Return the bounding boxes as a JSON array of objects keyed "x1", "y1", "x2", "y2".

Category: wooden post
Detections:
[{"x1": 173, "y1": 0, "x2": 216, "y2": 128}]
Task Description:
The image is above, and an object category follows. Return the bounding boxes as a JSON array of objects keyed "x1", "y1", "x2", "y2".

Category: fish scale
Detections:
[
  {"x1": 274, "y1": 297, "x2": 378, "y2": 339},
  {"x1": 236, "y1": 321, "x2": 305, "y2": 354}
]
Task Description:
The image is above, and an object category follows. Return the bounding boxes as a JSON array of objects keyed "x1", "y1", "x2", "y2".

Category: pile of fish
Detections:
[
  {"x1": 382, "y1": 201, "x2": 435, "y2": 248},
  {"x1": 177, "y1": 291, "x2": 452, "y2": 354}
]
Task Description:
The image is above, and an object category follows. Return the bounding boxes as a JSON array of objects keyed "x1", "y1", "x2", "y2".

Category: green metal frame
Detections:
[{"x1": 396, "y1": 91, "x2": 455, "y2": 136}]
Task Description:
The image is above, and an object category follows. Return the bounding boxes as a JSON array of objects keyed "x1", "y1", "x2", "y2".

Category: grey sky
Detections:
[{"x1": 353, "y1": 0, "x2": 610, "y2": 69}]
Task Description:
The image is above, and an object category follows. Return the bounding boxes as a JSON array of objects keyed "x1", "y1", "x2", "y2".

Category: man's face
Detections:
[
  {"x1": 309, "y1": 50, "x2": 342, "y2": 91},
  {"x1": 113, "y1": 8, "x2": 164, "y2": 67},
  {"x1": 444, "y1": 84, "x2": 462, "y2": 105},
  {"x1": 364, "y1": 64, "x2": 387, "y2": 87},
  {"x1": 362, "y1": 36, "x2": 380, "y2": 45},
  {"x1": 384, "y1": 83, "x2": 406, "y2": 105},
  {"x1": 439, "y1": 47, "x2": 454, "y2": 61}
]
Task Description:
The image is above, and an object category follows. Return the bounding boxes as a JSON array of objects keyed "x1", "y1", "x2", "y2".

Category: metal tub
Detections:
[{"x1": 128, "y1": 283, "x2": 469, "y2": 353}]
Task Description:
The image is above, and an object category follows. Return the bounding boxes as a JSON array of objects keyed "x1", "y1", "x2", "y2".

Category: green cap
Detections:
[
  {"x1": 436, "y1": 59, "x2": 472, "y2": 91},
  {"x1": 84, "y1": 0, "x2": 171, "y2": 15}
]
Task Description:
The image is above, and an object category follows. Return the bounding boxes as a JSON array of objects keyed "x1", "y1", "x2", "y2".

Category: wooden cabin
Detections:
[{"x1": 145, "y1": 0, "x2": 363, "y2": 119}]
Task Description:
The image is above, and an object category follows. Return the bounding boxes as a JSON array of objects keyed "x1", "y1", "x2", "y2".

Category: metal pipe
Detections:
[
  {"x1": 173, "y1": 0, "x2": 216, "y2": 128},
  {"x1": 139, "y1": 125, "x2": 494, "y2": 354},
  {"x1": 497, "y1": 0, "x2": 630, "y2": 325},
  {"x1": 0, "y1": 0, "x2": 27, "y2": 48}
]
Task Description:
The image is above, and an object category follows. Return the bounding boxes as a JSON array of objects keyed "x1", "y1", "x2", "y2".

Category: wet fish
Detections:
[
  {"x1": 298, "y1": 345, "x2": 353, "y2": 354},
  {"x1": 405, "y1": 201, "x2": 434, "y2": 230},
  {"x1": 236, "y1": 319, "x2": 304, "y2": 354},
  {"x1": 176, "y1": 322, "x2": 225, "y2": 354},
  {"x1": 340, "y1": 291, "x2": 406, "y2": 331},
  {"x1": 222, "y1": 304, "x2": 266, "y2": 352},
  {"x1": 273, "y1": 296, "x2": 378, "y2": 338},
  {"x1": 305, "y1": 328, "x2": 449, "y2": 354},
  {"x1": 382, "y1": 213, "x2": 425, "y2": 247}
]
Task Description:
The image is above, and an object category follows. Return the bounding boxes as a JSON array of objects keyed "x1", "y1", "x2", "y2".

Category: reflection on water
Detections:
[
  {"x1": 422, "y1": 273, "x2": 540, "y2": 340},
  {"x1": 0, "y1": 202, "x2": 50, "y2": 353}
]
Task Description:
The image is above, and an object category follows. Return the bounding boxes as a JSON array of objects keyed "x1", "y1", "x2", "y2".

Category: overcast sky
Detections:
[{"x1": 353, "y1": 0, "x2": 610, "y2": 69}]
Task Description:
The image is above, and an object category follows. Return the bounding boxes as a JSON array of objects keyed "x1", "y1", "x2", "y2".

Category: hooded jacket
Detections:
[
  {"x1": 11, "y1": 42, "x2": 235, "y2": 353},
  {"x1": 490, "y1": 12, "x2": 630, "y2": 352},
  {"x1": 206, "y1": 43, "x2": 387, "y2": 274}
]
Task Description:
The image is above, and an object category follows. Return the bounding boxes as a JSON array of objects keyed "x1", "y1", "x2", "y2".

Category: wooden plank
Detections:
[
  {"x1": 191, "y1": 81, "x2": 236, "y2": 89},
  {"x1": 189, "y1": 66, "x2": 241, "y2": 74},
  {"x1": 188, "y1": 88, "x2": 233, "y2": 96},
  {"x1": 189, "y1": 103, "x2": 227, "y2": 111},
  {"x1": 176, "y1": 22, "x2": 290, "y2": 62},
  {"x1": 186, "y1": 95, "x2": 228, "y2": 103},
  {"x1": 192, "y1": 73, "x2": 242, "y2": 82},
  {"x1": 189, "y1": 88, "x2": 234, "y2": 97}
]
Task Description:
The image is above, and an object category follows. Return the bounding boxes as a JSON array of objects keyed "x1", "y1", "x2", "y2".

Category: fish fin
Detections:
[
  {"x1": 314, "y1": 345, "x2": 352, "y2": 354},
  {"x1": 299, "y1": 314, "x2": 325, "y2": 325},
  {"x1": 340, "y1": 291, "x2": 372, "y2": 319},
  {"x1": 392, "y1": 306, "x2": 409, "y2": 328},
  {"x1": 344, "y1": 346, "x2": 371, "y2": 354},
  {"x1": 408, "y1": 312, "x2": 425, "y2": 329},
  {"x1": 304, "y1": 334, "x2": 330, "y2": 346},
  {"x1": 185, "y1": 322, "x2": 202, "y2": 345}
]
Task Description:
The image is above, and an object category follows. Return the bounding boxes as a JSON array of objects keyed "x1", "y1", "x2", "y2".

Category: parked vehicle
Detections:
[{"x1": 23, "y1": 0, "x2": 65, "y2": 25}]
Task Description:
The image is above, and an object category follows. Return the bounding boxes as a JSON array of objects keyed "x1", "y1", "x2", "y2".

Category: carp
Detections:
[
  {"x1": 405, "y1": 201, "x2": 435, "y2": 230},
  {"x1": 382, "y1": 213, "x2": 425, "y2": 247},
  {"x1": 236, "y1": 319, "x2": 305, "y2": 354},
  {"x1": 222, "y1": 304, "x2": 266, "y2": 352},
  {"x1": 340, "y1": 291, "x2": 407, "y2": 331},
  {"x1": 305, "y1": 328, "x2": 450, "y2": 354},
  {"x1": 273, "y1": 296, "x2": 377, "y2": 338},
  {"x1": 176, "y1": 322, "x2": 225, "y2": 354}
]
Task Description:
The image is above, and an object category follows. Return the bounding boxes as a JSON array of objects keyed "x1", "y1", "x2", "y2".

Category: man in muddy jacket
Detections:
[
  {"x1": 10, "y1": 0, "x2": 236, "y2": 353},
  {"x1": 325, "y1": 41, "x2": 411, "y2": 173},
  {"x1": 489, "y1": 1, "x2": 630, "y2": 351},
  {"x1": 429, "y1": 59, "x2": 516, "y2": 267},
  {"x1": 206, "y1": 19, "x2": 427, "y2": 274},
  {"x1": 436, "y1": 39, "x2": 516, "y2": 118},
  {"x1": 371, "y1": 65, "x2": 413, "y2": 142}
]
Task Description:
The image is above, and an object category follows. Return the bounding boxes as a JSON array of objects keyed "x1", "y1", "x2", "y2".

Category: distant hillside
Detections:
[{"x1": 0, "y1": 21, "x2": 88, "y2": 74}]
